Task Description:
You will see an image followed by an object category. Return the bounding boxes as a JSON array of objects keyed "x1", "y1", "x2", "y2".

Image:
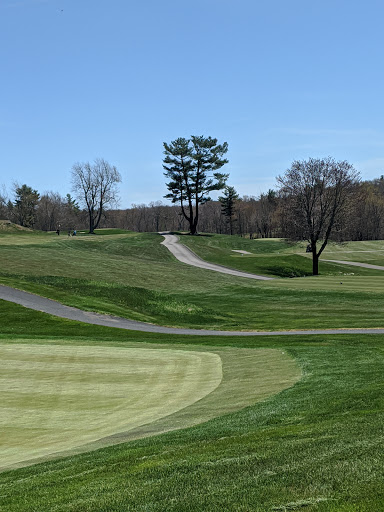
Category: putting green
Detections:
[
  {"x1": 0, "y1": 342, "x2": 300, "y2": 470},
  {"x1": 0, "y1": 343, "x2": 221, "y2": 468}
]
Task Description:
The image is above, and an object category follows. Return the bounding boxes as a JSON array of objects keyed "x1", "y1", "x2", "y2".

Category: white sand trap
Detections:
[
  {"x1": 232, "y1": 250, "x2": 252, "y2": 254},
  {"x1": 0, "y1": 344, "x2": 222, "y2": 468}
]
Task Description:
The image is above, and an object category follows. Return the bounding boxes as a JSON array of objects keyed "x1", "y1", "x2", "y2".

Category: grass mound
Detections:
[
  {"x1": 0, "y1": 220, "x2": 33, "y2": 232},
  {"x1": 178, "y1": 233, "x2": 381, "y2": 277}
]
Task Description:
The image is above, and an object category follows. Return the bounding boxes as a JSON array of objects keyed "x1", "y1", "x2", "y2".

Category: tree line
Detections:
[
  {"x1": 2, "y1": 134, "x2": 384, "y2": 274},
  {"x1": 2, "y1": 176, "x2": 384, "y2": 243}
]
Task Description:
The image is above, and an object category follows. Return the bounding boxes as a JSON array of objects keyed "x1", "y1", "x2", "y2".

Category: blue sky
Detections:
[{"x1": 1, "y1": 0, "x2": 384, "y2": 207}]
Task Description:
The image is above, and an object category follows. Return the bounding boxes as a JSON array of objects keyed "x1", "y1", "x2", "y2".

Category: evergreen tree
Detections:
[
  {"x1": 14, "y1": 184, "x2": 40, "y2": 228},
  {"x1": 219, "y1": 185, "x2": 240, "y2": 235},
  {"x1": 163, "y1": 136, "x2": 229, "y2": 234}
]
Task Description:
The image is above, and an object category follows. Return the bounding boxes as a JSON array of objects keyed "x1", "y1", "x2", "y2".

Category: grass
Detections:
[
  {"x1": 0, "y1": 343, "x2": 221, "y2": 469},
  {"x1": 0, "y1": 339, "x2": 299, "y2": 471},
  {"x1": 178, "y1": 232, "x2": 384, "y2": 277},
  {"x1": 0, "y1": 302, "x2": 383, "y2": 510},
  {"x1": 0, "y1": 231, "x2": 384, "y2": 330},
  {"x1": 1, "y1": 230, "x2": 384, "y2": 510}
]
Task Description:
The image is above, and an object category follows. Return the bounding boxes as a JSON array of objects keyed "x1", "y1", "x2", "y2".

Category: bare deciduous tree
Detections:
[
  {"x1": 71, "y1": 158, "x2": 122, "y2": 234},
  {"x1": 277, "y1": 157, "x2": 360, "y2": 275}
]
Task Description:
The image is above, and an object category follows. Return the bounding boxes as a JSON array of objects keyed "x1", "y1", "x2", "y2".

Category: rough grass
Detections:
[
  {"x1": 1, "y1": 230, "x2": 384, "y2": 509},
  {"x1": 0, "y1": 302, "x2": 383, "y2": 511}
]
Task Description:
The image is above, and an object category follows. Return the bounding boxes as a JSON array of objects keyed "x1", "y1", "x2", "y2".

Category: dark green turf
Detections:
[
  {"x1": 0, "y1": 232, "x2": 384, "y2": 331},
  {"x1": 0, "y1": 302, "x2": 384, "y2": 511},
  {"x1": 178, "y1": 233, "x2": 384, "y2": 277}
]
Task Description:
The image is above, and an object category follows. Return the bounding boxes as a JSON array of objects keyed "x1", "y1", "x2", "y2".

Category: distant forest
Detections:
[{"x1": 1, "y1": 176, "x2": 384, "y2": 241}]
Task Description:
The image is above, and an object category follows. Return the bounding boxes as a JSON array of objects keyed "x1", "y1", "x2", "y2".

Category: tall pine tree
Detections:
[
  {"x1": 163, "y1": 136, "x2": 229, "y2": 234},
  {"x1": 219, "y1": 185, "x2": 240, "y2": 235}
]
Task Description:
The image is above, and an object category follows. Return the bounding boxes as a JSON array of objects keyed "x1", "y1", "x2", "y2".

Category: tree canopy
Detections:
[
  {"x1": 14, "y1": 184, "x2": 40, "y2": 228},
  {"x1": 163, "y1": 136, "x2": 229, "y2": 234},
  {"x1": 219, "y1": 185, "x2": 240, "y2": 235},
  {"x1": 277, "y1": 157, "x2": 360, "y2": 275},
  {"x1": 71, "y1": 158, "x2": 122, "y2": 234}
]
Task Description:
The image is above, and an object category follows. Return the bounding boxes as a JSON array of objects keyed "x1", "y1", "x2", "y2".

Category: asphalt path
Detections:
[
  {"x1": 323, "y1": 259, "x2": 384, "y2": 270},
  {"x1": 1, "y1": 284, "x2": 384, "y2": 336},
  {"x1": 160, "y1": 232, "x2": 273, "y2": 281}
]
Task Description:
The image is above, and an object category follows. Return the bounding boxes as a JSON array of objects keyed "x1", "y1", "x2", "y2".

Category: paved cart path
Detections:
[
  {"x1": 323, "y1": 259, "x2": 384, "y2": 271},
  {"x1": 160, "y1": 232, "x2": 273, "y2": 281},
  {"x1": 1, "y1": 284, "x2": 384, "y2": 336}
]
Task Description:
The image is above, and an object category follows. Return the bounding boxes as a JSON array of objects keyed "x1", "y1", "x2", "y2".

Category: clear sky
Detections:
[{"x1": 1, "y1": 0, "x2": 384, "y2": 207}]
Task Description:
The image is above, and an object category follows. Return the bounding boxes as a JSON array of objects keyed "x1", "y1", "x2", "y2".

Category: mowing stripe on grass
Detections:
[
  {"x1": 0, "y1": 341, "x2": 300, "y2": 471},
  {"x1": 0, "y1": 343, "x2": 221, "y2": 469}
]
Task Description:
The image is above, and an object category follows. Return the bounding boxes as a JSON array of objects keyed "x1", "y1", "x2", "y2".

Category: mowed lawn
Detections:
[
  {"x1": 180, "y1": 232, "x2": 384, "y2": 276},
  {"x1": 1, "y1": 230, "x2": 384, "y2": 510},
  {"x1": 0, "y1": 230, "x2": 383, "y2": 330},
  {"x1": 0, "y1": 343, "x2": 222, "y2": 469},
  {"x1": 0, "y1": 339, "x2": 299, "y2": 471},
  {"x1": 0, "y1": 303, "x2": 383, "y2": 511}
]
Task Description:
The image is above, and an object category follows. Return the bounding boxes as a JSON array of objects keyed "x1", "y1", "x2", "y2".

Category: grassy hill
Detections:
[
  {"x1": 0, "y1": 303, "x2": 383, "y2": 510},
  {"x1": 1, "y1": 230, "x2": 384, "y2": 510},
  {"x1": 0, "y1": 220, "x2": 34, "y2": 233},
  {"x1": 178, "y1": 232, "x2": 384, "y2": 277},
  {"x1": 0, "y1": 230, "x2": 383, "y2": 330}
]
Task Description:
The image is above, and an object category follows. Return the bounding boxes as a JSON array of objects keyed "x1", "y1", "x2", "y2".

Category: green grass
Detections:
[
  {"x1": 0, "y1": 231, "x2": 384, "y2": 330},
  {"x1": 0, "y1": 339, "x2": 298, "y2": 471},
  {"x1": 321, "y1": 240, "x2": 384, "y2": 266},
  {"x1": 0, "y1": 302, "x2": 384, "y2": 511},
  {"x1": 178, "y1": 233, "x2": 384, "y2": 277}
]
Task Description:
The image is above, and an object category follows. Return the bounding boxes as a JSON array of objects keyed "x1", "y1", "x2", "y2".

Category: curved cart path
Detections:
[
  {"x1": 1, "y1": 284, "x2": 383, "y2": 336},
  {"x1": 160, "y1": 232, "x2": 273, "y2": 281},
  {"x1": 323, "y1": 259, "x2": 384, "y2": 271}
]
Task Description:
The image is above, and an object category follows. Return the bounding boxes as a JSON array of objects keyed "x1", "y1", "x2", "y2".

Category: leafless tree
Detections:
[
  {"x1": 71, "y1": 158, "x2": 122, "y2": 233},
  {"x1": 277, "y1": 157, "x2": 360, "y2": 275}
]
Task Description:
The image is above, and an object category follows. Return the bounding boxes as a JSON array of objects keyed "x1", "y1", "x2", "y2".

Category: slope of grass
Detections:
[
  {"x1": 0, "y1": 231, "x2": 384, "y2": 330},
  {"x1": 322, "y1": 240, "x2": 384, "y2": 266},
  {"x1": 178, "y1": 233, "x2": 384, "y2": 277},
  {"x1": 0, "y1": 302, "x2": 383, "y2": 511}
]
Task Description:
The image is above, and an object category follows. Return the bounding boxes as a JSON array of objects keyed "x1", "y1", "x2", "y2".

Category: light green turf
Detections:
[
  {"x1": 0, "y1": 341, "x2": 300, "y2": 471},
  {"x1": 320, "y1": 240, "x2": 384, "y2": 266},
  {"x1": 0, "y1": 343, "x2": 221, "y2": 468}
]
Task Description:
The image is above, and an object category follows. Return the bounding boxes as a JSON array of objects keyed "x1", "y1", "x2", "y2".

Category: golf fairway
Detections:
[{"x1": 0, "y1": 342, "x2": 300, "y2": 470}]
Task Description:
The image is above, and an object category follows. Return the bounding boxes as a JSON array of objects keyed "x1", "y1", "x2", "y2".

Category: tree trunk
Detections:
[
  {"x1": 312, "y1": 250, "x2": 319, "y2": 275},
  {"x1": 189, "y1": 219, "x2": 197, "y2": 234},
  {"x1": 89, "y1": 209, "x2": 95, "y2": 234}
]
